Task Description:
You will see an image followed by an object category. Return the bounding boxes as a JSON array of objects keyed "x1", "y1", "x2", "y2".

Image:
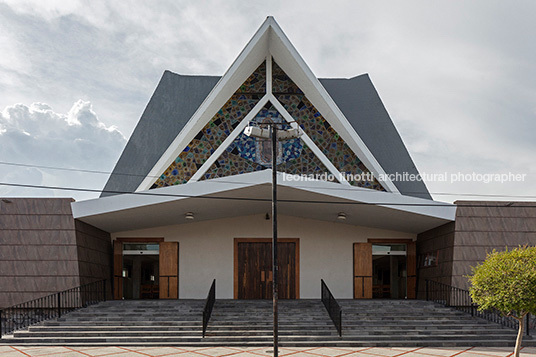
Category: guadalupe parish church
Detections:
[
  {"x1": 1, "y1": 18, "x2": 536, "y2": 347},
  {"x1": 74, "y1": 16, "x2": 456, "y2": 301}
]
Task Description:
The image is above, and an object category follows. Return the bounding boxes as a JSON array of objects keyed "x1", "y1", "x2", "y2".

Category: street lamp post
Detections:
[
  {"x1": 270, "y1": 124, "x2": 279, "y2": 357},
  {"x1": 244, "y1": 122, "x2": 301, "y2": 357}
]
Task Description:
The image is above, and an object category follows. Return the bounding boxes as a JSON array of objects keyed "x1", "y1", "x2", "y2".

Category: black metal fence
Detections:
[
  {"x1": 425, "y1": 279, "x2": 534, "y2": 336},
  {"x1": 321, "y1": 279, "x2": 342, "y2": 337},
  {"x1": 0, "y1": 279, "x2": 106, "y2": 338},
  {"x1": 202, "y1": 279, "x2": 216, "y2": 338}
]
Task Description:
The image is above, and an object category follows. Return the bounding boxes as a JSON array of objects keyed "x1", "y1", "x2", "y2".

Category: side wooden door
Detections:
[
  {"x1": 354, "y1": 243, "x2": 372, "y2": 299},
  {"x1": 113, "y1": 240, "x2": 123, "y2": 300},
  {"x1": 159, "y1": 242, "x2": 179, "y2": 299},
  {"x1": 407, "y1": 241, "x2": 417, "y2": 299}
]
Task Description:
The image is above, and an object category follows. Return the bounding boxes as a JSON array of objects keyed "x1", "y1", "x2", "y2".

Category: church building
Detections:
[
  {"x1": 2, "y1": 18, "x2": 534, "y2": 310},
  {"x1": 72, "y1": 17, "x2": 454, "y2": 301}
]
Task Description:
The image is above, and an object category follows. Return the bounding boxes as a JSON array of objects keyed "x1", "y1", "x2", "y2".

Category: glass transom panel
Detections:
[{"x1": 372, "y1": 244, "x2": 407, "y2": 256}]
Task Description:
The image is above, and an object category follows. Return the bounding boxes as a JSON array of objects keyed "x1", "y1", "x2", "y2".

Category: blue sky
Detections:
[{"x1": 0, "y1": 0, "x2": 535, "y2": 202}]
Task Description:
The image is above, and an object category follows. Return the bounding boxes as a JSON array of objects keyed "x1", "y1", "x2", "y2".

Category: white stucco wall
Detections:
[{"x1": 111, "y1": 214, "x2": 415, "y2": 299}]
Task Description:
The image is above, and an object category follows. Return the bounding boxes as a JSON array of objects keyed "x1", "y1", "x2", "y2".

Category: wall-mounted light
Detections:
[
  {"x1": 337, "y1": 212, "x2": 346, "y2": 221},
  {"x1": 185, "y1": 212, "x2": 194, "y2": 220}
]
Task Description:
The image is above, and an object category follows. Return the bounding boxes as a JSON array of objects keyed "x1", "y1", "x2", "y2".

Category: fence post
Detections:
[
  {"x1": 57, "y1": 293, "x2": 61, "y2": 318},
  {"x1": 339, "y1": 309, "x2": 342, "y2": 337},
  {"x1": 0, "y1": 309, "x2": 3, "y2": 339},
  {"x1": 102, "y1": 280, "x2": 106, "y2": 302},
  {"x1": 81, "y1": 286, "x2": 86, "y2": 308}
]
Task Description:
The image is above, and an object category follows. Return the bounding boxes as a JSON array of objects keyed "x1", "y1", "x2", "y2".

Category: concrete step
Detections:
[
  {"x1": 1, "y1": 299, "x2": 531, "y2": 347},
  {"x1": 15, "y1": 329, "x2": 516, "y2": 339},
  {"x1": 2, "y1": 334, "x2": 533, "y2": 346},
  {"x1": 0, "y1": 339, "x2": 528, "y2": 348}
]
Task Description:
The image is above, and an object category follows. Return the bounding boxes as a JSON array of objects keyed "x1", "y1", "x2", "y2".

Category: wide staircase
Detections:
[{"x1": 2, "y1": 299, "x2": 530, "y2": 346}]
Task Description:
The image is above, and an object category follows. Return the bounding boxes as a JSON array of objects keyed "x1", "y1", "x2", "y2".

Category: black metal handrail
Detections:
[
  {"x1": 0, "y1": 279, "x2": 106, "y2": 338},
  {"x1": 321, "y1": 279, "x2": 342, "y2": 337},
  {"x1": 425, "y1": 279, "x2": 534, "y2": 336},
  {"x1": 202, "y1": 279, "x2": 216, "y2": 338}
]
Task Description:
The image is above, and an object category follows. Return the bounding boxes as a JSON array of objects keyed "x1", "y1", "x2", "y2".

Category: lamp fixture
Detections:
[
  {"x1": 337, "y1": 212, "x2": 346, "y2": 221},
  {"x1": 185, "y1": 212, "x2": 194, "y2": 220},
  {"x1": 244, "y1": 125, "x2": 302, "y2": 141}
]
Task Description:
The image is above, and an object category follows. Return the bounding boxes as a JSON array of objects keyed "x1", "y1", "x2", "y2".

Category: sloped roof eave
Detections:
[{"x1": 78, "y1": 171, "x2": 453, "y2": 234}]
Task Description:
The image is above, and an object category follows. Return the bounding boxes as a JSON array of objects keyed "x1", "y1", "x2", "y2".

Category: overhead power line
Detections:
[
  {"x1": 0, "y1": 160, "x2": 534, "y2": 199},
  {"x1": 0, "y1": 161, "x2": 156, "y2": 178},
  {"x1": 0, "y1": 182, "x2": 535, "y2": 208}
]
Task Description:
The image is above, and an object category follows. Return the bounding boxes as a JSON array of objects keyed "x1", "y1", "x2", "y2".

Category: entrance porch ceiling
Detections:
[{"x1": 72, "y1": 171, "x2": 455, "y2": 234}]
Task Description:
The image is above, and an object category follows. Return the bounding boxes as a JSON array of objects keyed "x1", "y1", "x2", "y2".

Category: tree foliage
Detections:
[
  {"x1": 469, "y1": 246, "x2": 536, "y2": 357},
  {"x1": 469, "y1": 246, "x2": 536, "y2": 317}
]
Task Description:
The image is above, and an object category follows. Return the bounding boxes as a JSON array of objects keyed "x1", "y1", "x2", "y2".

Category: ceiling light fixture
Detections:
[{"x1": 185, "y1": 212, "x2": 194, "y2": 220}]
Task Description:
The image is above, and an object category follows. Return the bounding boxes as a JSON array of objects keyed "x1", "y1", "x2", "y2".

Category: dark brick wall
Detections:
[
  {"x1": 416, "y1": 222, "x2": 455, "y2": 299},
  {"x1": 0, "y1": 198, "x2": 113, "y2": 308},
  {"x1": 74, "y1": 220, "x2": 112, "y2": 298},
  {"x1": 417, "y1": 201, "x2": 536, "y2": 295},
  {"x1": 0, "y1": 198, "x2": 80, "y2": 308},
  {"x1": 451, "y1": 201, "x2": 536, "y2": 290}
]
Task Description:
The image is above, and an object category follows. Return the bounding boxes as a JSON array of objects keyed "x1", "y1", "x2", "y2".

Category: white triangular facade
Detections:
[{"x1": 137, "y1": 17, "x2": 398, "y2": 193}]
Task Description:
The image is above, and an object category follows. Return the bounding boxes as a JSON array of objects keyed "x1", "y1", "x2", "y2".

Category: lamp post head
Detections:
[
  {"x1": 244, "y1": 125, "x2": 302, "y2": 141},
  {"x1": 276, "y1": 128, "x2": 301, "y2": 141},
  {"x1": 244, "y1": 126, "x2": 271, "y2": 139}
]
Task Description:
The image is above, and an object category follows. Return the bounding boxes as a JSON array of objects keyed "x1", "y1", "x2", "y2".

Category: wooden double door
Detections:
[
  {"x1": 113, "y1": 240, "x2": 179, "y2": 300},
  {"x1": 235, "y1": 238, "x2": 299, "y2": 299},
  {"x1": 353, "y1": 240, "x2": 416, "y2": 299}
]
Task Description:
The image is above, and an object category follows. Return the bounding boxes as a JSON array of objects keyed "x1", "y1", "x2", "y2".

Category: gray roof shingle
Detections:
[{"x1": 101, "y1": 71, "x2": 431, "y2": 200}]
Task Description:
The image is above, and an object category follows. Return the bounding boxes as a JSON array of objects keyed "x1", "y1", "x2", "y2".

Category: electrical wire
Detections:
[
  {"x1": 0, "y1": 161, "x2": 156, "y2": 178},
  {"x1": 0, "y1": 160, "x2": 534, "y2": 199},
  {"x1": 0, "y1": 182, "x2": 535, "y2": 208}
]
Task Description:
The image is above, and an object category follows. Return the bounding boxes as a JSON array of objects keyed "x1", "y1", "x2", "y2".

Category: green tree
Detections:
[{"x1": 468, "y1": 246, "x2": 536, "y2": 357}]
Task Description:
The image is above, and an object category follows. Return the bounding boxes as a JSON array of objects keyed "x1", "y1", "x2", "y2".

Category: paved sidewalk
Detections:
[{"x1": 0, "y1": 346, "x2": 535, "y2": 357}]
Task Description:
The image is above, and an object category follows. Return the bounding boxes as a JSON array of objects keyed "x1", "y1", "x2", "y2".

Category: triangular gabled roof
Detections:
[{"x1": 102, "y1": 17, "x2": 431, "y2": 200}]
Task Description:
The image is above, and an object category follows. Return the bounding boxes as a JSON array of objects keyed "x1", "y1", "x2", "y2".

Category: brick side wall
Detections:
[
  {"x1": 0, "y1": 198, "x2": 80, "y2": 308},
  {"x1": 417, "y1": 201, "x2": 536, "y2": 295},
  {"x1": 416, "y1": 222, "x2": 455, "y2": 299},
  {"x1": 74, "y1": 220, "x2": 112, "y2": 299},
  {"x1": 452, "y1": 201, "x2": 536, "y2": 290},
  {"x1": 0, "y1": 198, "x2": 113, "y2": 308}
]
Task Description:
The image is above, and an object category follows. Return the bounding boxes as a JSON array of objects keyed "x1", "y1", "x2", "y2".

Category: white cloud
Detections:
[
  {"x1": 0, "y1": 100, "x2": 126, "y2": 199},
  {"x1": 0, "y1": 31, "x2": 29, "y2": 75},
  {"x1": 0, "y1": 0, "x2": 534, "y2": 203}
]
